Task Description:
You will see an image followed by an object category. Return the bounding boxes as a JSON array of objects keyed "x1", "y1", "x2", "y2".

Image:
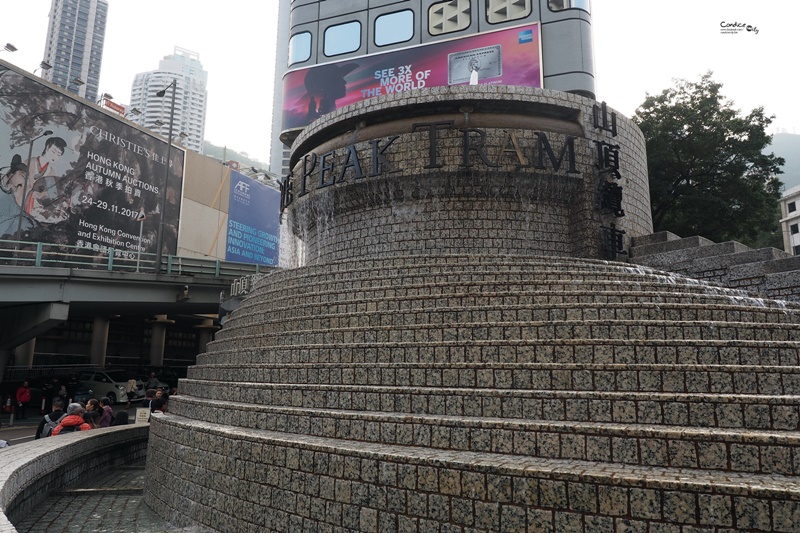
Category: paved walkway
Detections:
[{"x1": 11, "y1": 462, "x2": 195, "y2": 533}]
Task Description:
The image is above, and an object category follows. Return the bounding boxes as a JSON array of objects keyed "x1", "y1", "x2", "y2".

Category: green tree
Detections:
[{"x1": 633, "y1": 72, "x2": 784, "y2": 246}]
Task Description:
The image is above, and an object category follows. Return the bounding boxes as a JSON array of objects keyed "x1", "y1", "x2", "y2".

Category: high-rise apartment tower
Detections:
[
  {"x1": 129, "y1": 47, "x2": 208, "y2": 154},
  {"x1": 42, "y1": 0, "x2": 109, "y2": 102}
]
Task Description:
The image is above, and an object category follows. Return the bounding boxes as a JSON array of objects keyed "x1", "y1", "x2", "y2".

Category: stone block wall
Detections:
[
  {"x1": 0, "y1": 425, "x2": 149, "y2": 532},
  {"x1": 143, "y1": 87, "x2": 800, "y2": 532},
  {"x1": 146, "y1": 252, "x2": 800, "y2": 532},
  {"x1": 149, "y1": 414, "x2": 800, "y2": 533},
  {"x1": 631, "y1": 231, "x2": 800, "y2": 302},
  {"x1": 283, "y1": 86, "x2": 652, "y2": 265}
]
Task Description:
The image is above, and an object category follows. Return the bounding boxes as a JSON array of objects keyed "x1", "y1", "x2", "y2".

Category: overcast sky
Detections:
[{"x1": 3, "y1": 1, "x2": 798, "y2": 168}]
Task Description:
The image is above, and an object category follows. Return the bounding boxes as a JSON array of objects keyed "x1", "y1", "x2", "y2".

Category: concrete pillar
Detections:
[
  {"x1": 148, "y1": 315, "x2": 175, "y2": 367},
  {"x1": 90, "y1": 317, "x2": 110, "y2": 368},
  {"x1": 17, "y1": 338, "x2": 36, "y2": 368},
  {"x1": 0, "y1": 349, "x2": 11, "y2": 383},
  {"x1": 194, "y1": 318, "x2": 219, "y2": 354}
]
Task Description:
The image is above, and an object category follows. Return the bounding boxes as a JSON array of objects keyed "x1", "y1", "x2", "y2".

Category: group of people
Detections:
[
  {"x1": 35, "y1": 396, "x2": 129, "y2": 438},
  {"x1": 144, "y1": 387, "x2": 170, "y2": 415},
  {"x1": 4, "y1": 371, "x2": 172, "y2": 439},
  {"x1": 11, "y1": 375, "x2": 81, "y2": 420}
]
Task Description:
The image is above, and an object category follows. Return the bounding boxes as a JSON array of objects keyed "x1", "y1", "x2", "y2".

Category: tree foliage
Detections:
[{"x1": 633, "y1": 73, "x2": 784, "y2": 246}]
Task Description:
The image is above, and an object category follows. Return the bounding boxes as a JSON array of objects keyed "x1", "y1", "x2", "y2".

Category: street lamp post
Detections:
[
  {"x1": 16, "y1": 130, "x2": 54, "y2": 241},
  {"x1": 33, "y1": 61, "x2": 52, "y2": 76},
  {"x1": 154, "y1": 78, "x2": 177, "y2": 272}
]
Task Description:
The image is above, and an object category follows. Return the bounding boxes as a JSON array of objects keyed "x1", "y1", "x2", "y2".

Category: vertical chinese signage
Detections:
[
  {"x1": 593, "y1": 101, "x2": 627, "y2": 260},
  {"x1": 225, "y1": 170, "x2": 280, "y2": 266}
]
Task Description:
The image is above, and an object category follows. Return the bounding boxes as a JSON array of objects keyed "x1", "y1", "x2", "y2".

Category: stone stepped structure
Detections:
[
  {"x1": 145, "y1": 87, "x2": 800, "y2": 532},
  {"x1": 632, "y1": 231, "x2": 800, "y2": 302},
  {"x1": 149, "y1": 254, "x2": 800, "y2": 532}
]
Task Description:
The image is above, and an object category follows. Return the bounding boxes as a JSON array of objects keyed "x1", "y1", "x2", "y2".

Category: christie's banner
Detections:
[
  {"x1": 225, "y1": 171, "x2": 280, "y2": 266},
  {"x1": 0, "y1": 63, "x2": 183, "y2": 260},
  {"x1": 282, "y1": 23, "x2": 542, "y2": 133}
]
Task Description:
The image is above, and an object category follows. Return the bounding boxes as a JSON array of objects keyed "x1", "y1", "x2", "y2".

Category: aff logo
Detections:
[{"x1": 234, "y1": 179, "x2": 252, "y2": 205}]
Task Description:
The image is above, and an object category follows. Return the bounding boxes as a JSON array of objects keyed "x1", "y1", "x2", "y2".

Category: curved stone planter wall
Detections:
[{"x1": 0, "y1": 425, "x2": 149, "y2": 532}]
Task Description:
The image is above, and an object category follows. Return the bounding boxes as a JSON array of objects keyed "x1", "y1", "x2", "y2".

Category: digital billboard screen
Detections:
[
  {"x1": 225, "y1": 170, "x2": 280, "y2": 266},
  {"x1": 282, "y1": 23, "x2": 541, "y2": 133},
  {"x1": 0, "y1": 63, "x2": 184, "y2": 260}
]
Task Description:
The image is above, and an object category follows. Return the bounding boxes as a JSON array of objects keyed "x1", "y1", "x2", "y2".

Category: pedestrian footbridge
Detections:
[{"x1": 0, "y1": 238, "x2": 273, "y2": 374}]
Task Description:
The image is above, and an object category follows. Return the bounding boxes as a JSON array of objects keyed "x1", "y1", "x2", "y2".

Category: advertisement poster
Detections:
[
  {"x1": 0, "y1": 64, "x2": 183, "y2": 260},
  {"x1": 225, "y1": 170, "x2": 280, "y2": 266},
  {"x1": 282, "y1": 23, "x2": 541, "y2": 133}
]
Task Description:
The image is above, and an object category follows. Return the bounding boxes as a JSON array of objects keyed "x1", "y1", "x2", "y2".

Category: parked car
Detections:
[{"x1": 76, "y1": 370, "x2": 143, "y2": 404}]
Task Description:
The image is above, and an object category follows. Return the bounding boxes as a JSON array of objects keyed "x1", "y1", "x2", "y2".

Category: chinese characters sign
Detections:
[{"x1": 0, "y1": 65, "x2": 183, "y2": 259}]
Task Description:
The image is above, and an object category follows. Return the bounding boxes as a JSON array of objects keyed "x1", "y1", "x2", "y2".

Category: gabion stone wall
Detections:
[
  {"x1": 281, "y1": 86, "x2": 652, "y2": 265},
  {"x1": 143, "y1": 88, "x2": 800, "y2": 532}
]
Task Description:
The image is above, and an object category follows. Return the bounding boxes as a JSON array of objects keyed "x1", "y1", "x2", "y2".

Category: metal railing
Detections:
[
  {"x1": 0, "y1": 238, "x2": 273, "y2": 279},
  {"x1": 3, "y1": 363, "x2": 94, "y2": 382}
]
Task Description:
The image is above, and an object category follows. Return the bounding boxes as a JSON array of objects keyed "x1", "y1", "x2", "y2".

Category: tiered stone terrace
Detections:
[
  {"x1": 144, "y1": 88, "x2": 800, "y2": 532},
  {"x1": 148, "y1": 255, "x2": 800, "y2": 532}
]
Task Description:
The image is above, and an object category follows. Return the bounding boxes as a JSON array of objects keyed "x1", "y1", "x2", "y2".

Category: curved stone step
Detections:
[
  {"x1": 175, "y1": 379, "x2": 800, "y2": 430},
  {"x1": 253, "y1": 254, "x2": 759, "y2": 296},
  {"x1": 223, "y1": 301, "x2": 800, "y2": 334},
  {"x1": 167, "y1": 397, "x2": 800, "y2": 476},
  {"x1": 231, "y1": 287, "x2": 796, "y2": 328},
  {"x1": 151, "y1": 414, "x2": 800, "y2": 533},
  {"x1": 229, "y1": 297, "x2": 800, "y2": 346},
  {"x1": 243, "y1": 279, "x2": 760, "y2": 310},
  {"x1": 254, "y1": 254, "x2": 664, "y2": 284},
  {"x1": 187, "y1": 362, "x2": 800, "y2": 395},
  {"x1": 214, "y1": 319, "x2": 800, "y2": 347},
  {"x1": 254, "y1": 268, "x2": 731, "y2": 296},
  {"x1": 199, "y1": 338, "x2": 800, "y2": 367}
]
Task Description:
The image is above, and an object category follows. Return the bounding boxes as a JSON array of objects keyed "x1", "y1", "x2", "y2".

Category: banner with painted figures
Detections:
[
  {"x1": 225, "y1": 170, "x2": 280, "y2": 266},
  {"x1": 282, "y1": 23, "x2": 542, "y2": 133},
  {"x1": 0, "y1": 63, "x2": 184, "y2": 261}
]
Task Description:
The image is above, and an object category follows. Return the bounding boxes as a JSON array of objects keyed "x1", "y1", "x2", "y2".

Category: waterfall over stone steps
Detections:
[
  {"x1": 145, "y1": 87, "x2": 798, "y2": 532},
  {"x1": 152, "y1": 254, "x2": 800, "y2": 532}
]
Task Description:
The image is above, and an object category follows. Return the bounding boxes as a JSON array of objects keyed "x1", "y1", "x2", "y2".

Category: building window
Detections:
[
  {"x1": 375, "y1": 10, "x2": 414, "y2": 46},
  {"x1": 324, "y1": 21, "x2": 361, "y2": 57},
  {"x1": 792, "y1": 224, "x2": 799, "y2": 235},
  {"x1": 487, "y1": 0, "x2": 532, "y2": 23},
  {"x1": 789, "y1": 201, "x2": 797, "y2": 213},
  {"x1": 289, "y1": 32, "x2": 312, "y2": 65},
  {"x1": 548, "y1": 0, "x2": 591, "y2": 13},
  {"x1": 429, "y1": 0, "x2": 471, "y2": 36},
  {"x1": 794, "y1": 245, "x2": 800, "y2": 256}
]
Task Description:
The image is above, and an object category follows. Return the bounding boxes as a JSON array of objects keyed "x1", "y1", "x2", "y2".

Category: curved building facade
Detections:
[
  {"x1": 282, "y1": 86, "x2": 650, "y2": 263},
  {"x1": 271, "y1": 0, "x2": 596, "y2": 224}
]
